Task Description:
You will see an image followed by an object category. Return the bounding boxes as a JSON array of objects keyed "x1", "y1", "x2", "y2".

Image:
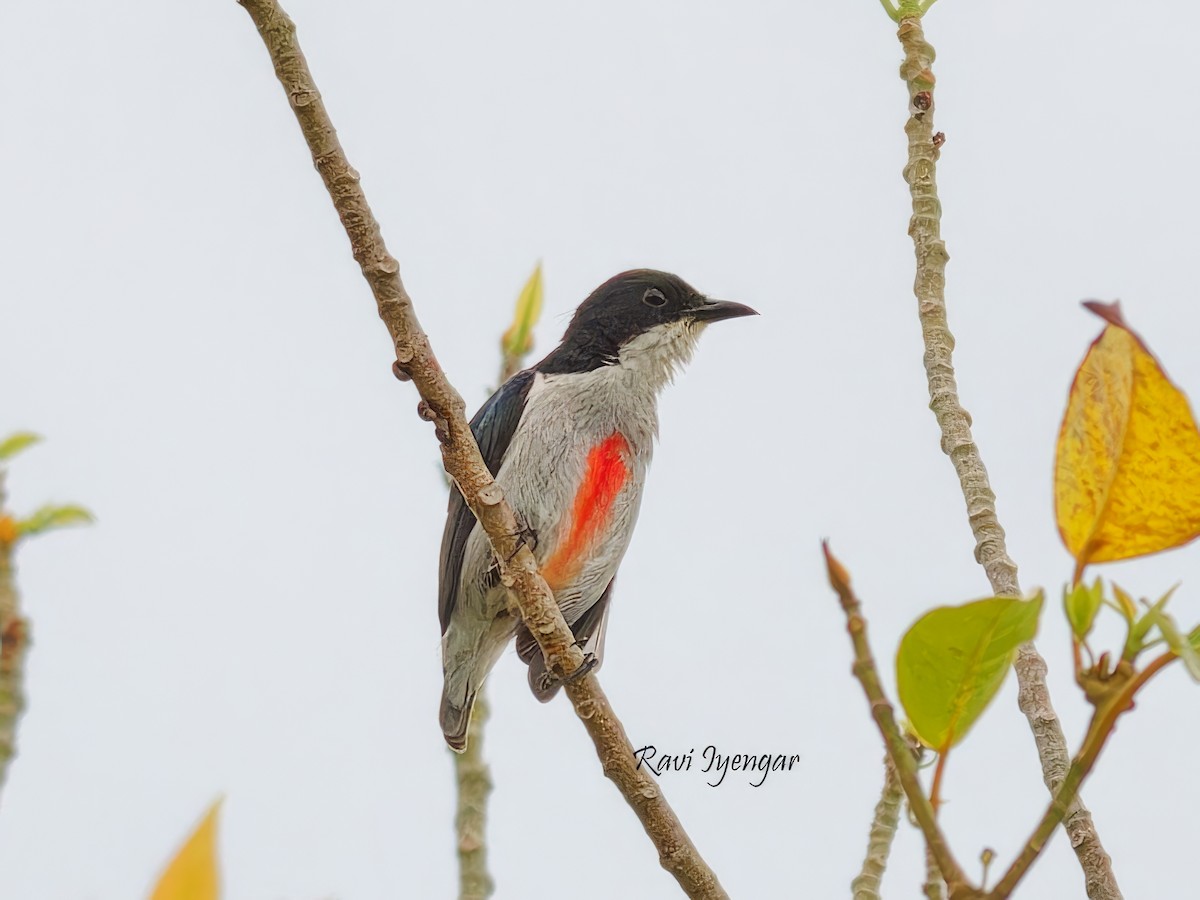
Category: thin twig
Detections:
[
  {"x1": 826, "y1": 544, "x2": 1153, "y2": 900},
  {"x1": 852, "y1": 755, "x2": 905, "y2": 900},
  {"x1": 988, "y1": 651, "x2": 1175, "y2": 898},
  {"x1": 929, "y1": 750, "x2": 948, "y2": 814},
  {"x1": 894, "y1": 15, "x2": 1121, "y2": 899},
  {"x1": 236, "y1": 4, "x2": 726, "y2": 896},
  {"x1": 0, "y1": 472, "x2": 28, "y2": 806},
  {"x1": 924, "y1": 844, "x2": 947, "y2": 900},
  {"x1": 827, "y1": 548, "x2": 1174, "y2": 900},
  {"x1": 451, "y1": 328, "x2": 533, "y2": 900},
  {"x1": 454, "y1": 690, "x2": 493, "y2": 900},
  {"x1": 823, "y1": 544, "x2": 978, "y2": 900},
  {"x1": 498, "y1": 351, "x2": 524, "y2": 389}
]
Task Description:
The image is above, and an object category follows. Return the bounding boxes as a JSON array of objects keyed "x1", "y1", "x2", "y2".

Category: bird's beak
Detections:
[{"x1": 692, "y1": 298, "x2": 759, "y2": 322}]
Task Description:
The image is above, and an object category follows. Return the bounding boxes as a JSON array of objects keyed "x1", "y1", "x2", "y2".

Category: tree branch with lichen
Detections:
[
  {"x1": 892, "y1": 12, "x2": 1121, "y2": 898},
  {"x1": 235, "y1": 4, "x2": 725, "y2": 896},
  {"x1": 924, "y1": 845, "x2": 947, "y2": 900},
  {"x1": 852, "y1": 754, "x2": 904, "y2": 900},
  {"x1": 454, "y1": 687, "x2": 493, "y2": 900}
]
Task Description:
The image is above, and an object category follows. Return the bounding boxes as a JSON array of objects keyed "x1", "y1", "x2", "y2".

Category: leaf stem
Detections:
[
  {"x1": 929, "y1": 749, "x2": 948, "y2": 814},
  {"x1": 877, "y1": 0, "x2": 901, "y2": 23}
]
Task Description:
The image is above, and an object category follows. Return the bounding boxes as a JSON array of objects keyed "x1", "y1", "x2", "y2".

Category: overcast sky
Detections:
[{"x1": 2, "y1": 1, "x2": 1198, "y2": 897}]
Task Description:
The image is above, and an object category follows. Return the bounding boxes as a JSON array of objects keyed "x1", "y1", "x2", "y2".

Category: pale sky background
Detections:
[{"x1": 1, "y1": 1, "x2": 1198, "y2": 897}]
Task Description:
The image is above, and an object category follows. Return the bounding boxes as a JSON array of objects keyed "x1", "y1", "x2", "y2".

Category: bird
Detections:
[{"x1": 438, "y1": 268, "x2": 757, "y2": 751}]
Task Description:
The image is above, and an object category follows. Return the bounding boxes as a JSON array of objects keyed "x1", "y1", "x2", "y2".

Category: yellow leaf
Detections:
[
  {"x1": 501, "y1": 262, "x2": 544, "y2": 360},
  {"x1": 150, "y1": 799, "x2": 222, "y2": 900},
  {"x1": 1055, "y1": 302, "x2": 1200, "y2": 579}
]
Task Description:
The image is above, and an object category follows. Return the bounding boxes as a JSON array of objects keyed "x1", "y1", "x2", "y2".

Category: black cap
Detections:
[{"x1": 538, "y1": 269, "x2": 757, "y2": 375}]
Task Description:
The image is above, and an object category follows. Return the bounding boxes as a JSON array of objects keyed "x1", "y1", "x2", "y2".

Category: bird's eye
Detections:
[{"x1": 642, "y1": 288, "x2": 667, "y2": 307}]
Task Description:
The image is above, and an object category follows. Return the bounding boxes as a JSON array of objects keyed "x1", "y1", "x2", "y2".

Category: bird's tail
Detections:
[{"x1": 440, "y1": 685, "x2": 477, "y2": 753}]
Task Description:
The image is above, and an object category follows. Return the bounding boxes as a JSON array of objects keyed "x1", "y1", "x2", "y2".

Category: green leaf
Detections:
[
  {"x1": 897, "y1": 593, "x2": 1044, "y2": 751},
  {"x1": 1064, "y1": 579, "x2": 1104, "y2": 640},
  {"x1": 1154, "y1": 608, "x2": 1200, "y2": 681},
  {"x1": 17, "y1": 504, "x2": 94, "y2": 537},
  {"x1": 1126, "y1": 584, "x2": 1176, "y2": 657},
  {"x1": 1109, "y1": 582, "x2": 1139, "y2": 623},
  {"x1": 501, "y1": 263, "x2": 544, "y2": 360},
  {"x1": 0, "y1": 432, "x2": 42, "y2": 462}
]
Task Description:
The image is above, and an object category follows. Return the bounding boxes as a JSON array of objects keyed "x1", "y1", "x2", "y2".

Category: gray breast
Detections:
[{"x1": 460, "y1": 367, "x2": 660, "y2": 621}]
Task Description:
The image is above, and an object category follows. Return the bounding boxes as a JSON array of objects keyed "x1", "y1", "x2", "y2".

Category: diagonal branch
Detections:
[
  {"x1": 894, "y1": 15, "x2": 1121, "y2": 899},
  {"x1": 828, "y1": 541, "x2": 1172, "y2": 900},
  {"x1": 235, "y1": 3, "x2": 726, "y2": 896},
  {"x1": 823, "y1": 544, "x2": 978, "y2": 900},
  {"x1": 988, "y1": 651, "x2": 1174, "y2": 898}
]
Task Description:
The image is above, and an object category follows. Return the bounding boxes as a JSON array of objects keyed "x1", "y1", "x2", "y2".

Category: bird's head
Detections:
[{"x1": 537, "y1": 269, "x2": 757, "y2": 381}]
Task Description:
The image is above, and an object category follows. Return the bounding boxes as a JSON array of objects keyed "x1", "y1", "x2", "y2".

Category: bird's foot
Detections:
[
  {"x1": 507, "y1": 514, "x2": 538, "y2": 561},
  {"x1": 535, "y1": 651, "x2": 598, "y2": 692},
  {"x1": 561, "y1": 652, "x2": 598, "y2": 685}
]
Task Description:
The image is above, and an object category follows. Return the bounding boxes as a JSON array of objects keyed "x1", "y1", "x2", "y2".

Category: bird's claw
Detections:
[
  {"x1": 507, "y1": 514, "x2": 538, "y2": 561},
  {"x1": 536, "y1": 651, "x2": 598, "y2": 692},
  {"x1": 561, "y1": 652, "x2": 598, "y2": 685}
]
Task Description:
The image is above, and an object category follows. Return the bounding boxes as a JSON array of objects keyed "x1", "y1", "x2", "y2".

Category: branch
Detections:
[
  {"x1": 823, "y1": 545, "x2": 977, "y2": 899},
  {"x1": 498, "y1": 349, "x2": 525, "y2": 390},
  {"x1": 452, "y1": 320, "x2": 535, "y2": 900},
  {"x1": 236, "y1": 4, "x2": 726, "y2": 896},
  {"x1": 454, "y1": 691, "x2": 493, "y2": 900},
  {"x1": 0, "y1": 472, "x2": 28, "y2": 805},
  {"x1": 852, "y1": 755, "x2": 905, "y2": 900},
  {"x1": 923, "y1": 744, "x2": 947, "y2": 900},
  {"x1": 988, "y1": 651, "x2": 1175, "y2": 897},
  {"x1": 828, "y1": 541, "x2": 1173, "y2": 899},
  {"x1": 894, "y1": 15, "x2": 1122, "y2": 899},
  {"x1": 924, "y1": 845, "x2": 947, "y2": 900}
]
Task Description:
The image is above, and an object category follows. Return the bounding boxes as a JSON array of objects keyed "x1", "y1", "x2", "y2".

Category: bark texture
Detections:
[
  {"x1": 895, "y1": 17, "x2": 1121, "y2": 899},
  {"x1": 852, "y1": 756, "x2": 904, "y2": 900},
  {"x1": 451, "y1": 345, "x2": 530, "y2": 900},
  {"x1": 237, "y1": 3, "x2": 726, "y2": 896},
  {"x1": 824, "y1": 545, "x2": 975, "y2": 899},
  {"x1": 454, "y1": 692, "x2": 493, "y2": 900}
]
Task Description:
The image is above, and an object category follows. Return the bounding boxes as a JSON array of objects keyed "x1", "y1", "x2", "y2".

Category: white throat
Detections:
[{"x1": 614, "y1": 319, "x2": 705, "y2": 394}]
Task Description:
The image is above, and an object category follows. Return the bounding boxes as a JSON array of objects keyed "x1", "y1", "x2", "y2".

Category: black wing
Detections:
[{"x1": 438, "y1": 369, "x2": 536, "y2": 634}]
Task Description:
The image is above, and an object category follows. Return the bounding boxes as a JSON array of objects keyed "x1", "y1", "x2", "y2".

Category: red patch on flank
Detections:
[{"x1": 542, "y1": 432, "x2": 629, "y2": 589}]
